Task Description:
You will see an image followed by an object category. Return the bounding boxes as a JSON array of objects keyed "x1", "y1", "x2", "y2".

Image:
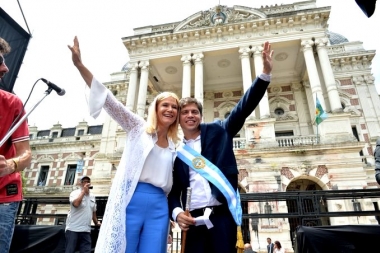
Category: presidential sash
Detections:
[{"x1": 176, "y1": 144, "x2": 242, "y2": 226}]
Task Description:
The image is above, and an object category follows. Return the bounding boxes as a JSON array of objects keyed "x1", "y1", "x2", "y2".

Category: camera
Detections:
[{"x1": 89, "y1": 186, "x2": 93, "y2": 189}]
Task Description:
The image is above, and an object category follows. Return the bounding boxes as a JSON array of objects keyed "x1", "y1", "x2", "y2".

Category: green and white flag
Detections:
[{"x1": 315, "y1": 95, "x2": 328, "y2": 125}]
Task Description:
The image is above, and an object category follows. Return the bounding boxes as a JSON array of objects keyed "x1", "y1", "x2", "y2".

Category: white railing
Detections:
[
  {"x1": 232, "y1": 135, "x2": 320, "y2": 149},
  {"x1": 276, "y1": 135, "x2": 319, "y2": 147},
  {"x1": 233, "y1": 138, "x2": 246, "y2": 149}
]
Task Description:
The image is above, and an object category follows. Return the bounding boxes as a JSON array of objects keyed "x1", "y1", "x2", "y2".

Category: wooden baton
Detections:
[{"x1": 181, "y1": 187, "x2": 192, "y2": 253}]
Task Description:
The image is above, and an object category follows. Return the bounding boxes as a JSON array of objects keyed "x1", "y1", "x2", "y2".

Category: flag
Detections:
[{"x1": 315, "y1": 95, "x2": 328, "y2": 125}]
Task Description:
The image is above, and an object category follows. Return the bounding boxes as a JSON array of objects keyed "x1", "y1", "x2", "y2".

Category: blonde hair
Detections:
[{"x1": 146, "y1": 91, "x2": 180, "y2": 143}]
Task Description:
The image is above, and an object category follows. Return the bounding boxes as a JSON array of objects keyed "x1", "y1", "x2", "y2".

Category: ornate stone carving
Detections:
[
  {"x1": 251, "y1": 45, "x2": 263, "y2": 55},
  {"x1": 37, "y1": 154, "x2": 55, "y2": 162},
  {"x1": 352, "y1": 76, "x2": 365, "y2": 85},
  {"x1": 204, "y1": 92, "x2": 214, "y2": 100},
  {"x1": 315, "y1": 37, "x2": 328, "y2": 48},
  {"x1": 260, "y1": 5, "x2": 294, "y2": 14},
  {"x1": 222, "y1": 91, "x2": 233, "y2": 98},
  {"x1": 276, "y1": 114, "x2": 298, "y2": 121},
  {"x1": 274, "y1": 52, "x2": 288, "y2": 61},
  {"x1": 271, "y1": 86, "x2": 282, "y2": 93},
  {"x1": 291, "y1": 82, "x2": 303, "y2": 91},
  {"x1": 364, "y1": 75, "x2": 375, "y2": 85},
  {"x1": 327, "y1": 45, "x2": 345, "y2": 54},
  {"x1": 343, "y1": 105, "x2": 361, "y2": 116},
  {"x1": 300, "y1": 39, "x2": 314, "y2": 52},
  {"x1": 177, "y1": 5, "x2": 264, "y2": 31},
  {"x1": 239, "y1": 46, "x2": 251, "y2": 58}
]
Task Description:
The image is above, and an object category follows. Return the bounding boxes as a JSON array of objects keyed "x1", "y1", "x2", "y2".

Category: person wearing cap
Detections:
[
  {"x1": 69, "y1": 37, "x2": 180, "y2": 253},
  {"x1": 0, "y1": 37, "x2": 32, "y2": 253},
  {"x1": 65, "y1": 175, "x2": 101, "y2": 253}
]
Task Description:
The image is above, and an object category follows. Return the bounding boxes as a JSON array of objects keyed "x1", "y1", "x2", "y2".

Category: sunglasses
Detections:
[{"x1": 0, "y1": 55, "x2": 4, "y2": 66}]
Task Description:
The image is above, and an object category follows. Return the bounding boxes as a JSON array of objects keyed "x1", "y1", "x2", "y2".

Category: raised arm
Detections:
[
  {"x1": 262, "y1": 41, "x2": 274, "y2": 75},
  {"x1": 68, "y1": 36, "x2": 93, "y2": 86},
  {"x1": 68, "y1": 36, "x2": 144, "y2": 132},
  {"x1": 223, "y1": 41, "x2": 274, "y2": 136}
]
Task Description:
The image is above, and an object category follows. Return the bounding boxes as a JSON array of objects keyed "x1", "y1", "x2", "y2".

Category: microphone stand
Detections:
[{"x1": 0, "y1": 87, "x2": 54, "y2": 148}]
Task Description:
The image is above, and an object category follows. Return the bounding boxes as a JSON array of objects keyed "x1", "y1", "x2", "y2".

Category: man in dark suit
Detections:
[
  {"x1": 168, "y1": 41, "x2": 273, "y2": 253},
  {"x1": 267, "y1": 237, "x2": 274, "y2": 253}
]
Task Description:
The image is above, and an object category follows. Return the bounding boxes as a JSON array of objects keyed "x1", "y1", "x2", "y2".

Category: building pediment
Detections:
[
  {"x1": 36, "y1": 154, "x2": 55, "y2": 163},
  {"x1": 174, "y1": 5, "x2": 266, "y2": 32}
]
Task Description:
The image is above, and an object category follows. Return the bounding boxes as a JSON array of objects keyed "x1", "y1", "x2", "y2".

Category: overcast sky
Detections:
[{"x1": 1, "y1": 0, "x2": 379, "y2": 130}]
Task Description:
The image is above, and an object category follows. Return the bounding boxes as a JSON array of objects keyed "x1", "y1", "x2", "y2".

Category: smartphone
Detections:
[{"x1": 89, "y1": 186, "x2": 93, "y2": 189}]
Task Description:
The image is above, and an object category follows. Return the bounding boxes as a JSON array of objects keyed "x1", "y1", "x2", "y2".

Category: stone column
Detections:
[
  {"x1": 252, "y1": 45, "x2": 270, "y2": 119},
  {"x1": 181, "y1": 55, "x2": 192, "y2": 98},
  {"x1": 126, "y1": 62, "x2": 139, "y2": 112},
  {"x1": 239, "y1": 47, "x2": 252, "y2": 92},
  {"x1": 193, "y1": 53, "x2": 204, "y2": 105},
  {"x1": 301, "y1": 39, "x2": 325, "y2": 109},
  {"x1": 315, "y1": 38, "x2": 342, "y2": 113},
  {"x1": 136, "y1": 60, "x2": 149, "y2": 117}
]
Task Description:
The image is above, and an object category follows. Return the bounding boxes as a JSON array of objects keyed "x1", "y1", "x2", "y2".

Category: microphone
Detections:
[{"x1": 41, "y1": 78, "x2": 66, "y2": 96}]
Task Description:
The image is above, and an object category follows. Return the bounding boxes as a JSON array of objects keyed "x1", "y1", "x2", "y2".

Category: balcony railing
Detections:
[
  {"x1": 233, "y1": 138, "x2": 246, "y2": 149},
  {"x1": 233, "y1": 135, "x2": 320, "y2": 149},
  {"x1": 276, "y1": 135, "x2": 319, "y2": 147}
]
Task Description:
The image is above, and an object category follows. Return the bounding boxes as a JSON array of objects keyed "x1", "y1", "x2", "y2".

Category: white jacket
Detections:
[{"x1": 89, "y1": 77, "x2": 176, "y2": 252}]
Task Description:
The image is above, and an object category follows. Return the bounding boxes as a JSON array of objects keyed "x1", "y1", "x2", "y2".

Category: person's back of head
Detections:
[{"x1": 244, "y1": 243, "x2": 256, "y2": 253}]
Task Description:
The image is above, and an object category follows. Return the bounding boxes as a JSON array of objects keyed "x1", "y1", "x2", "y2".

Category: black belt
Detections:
[{"x1": 190, "y1": 205, "x2": 229, "y2": 217}]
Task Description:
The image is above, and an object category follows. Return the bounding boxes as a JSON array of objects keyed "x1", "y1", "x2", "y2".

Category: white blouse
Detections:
[{"x1": 139, "y1": 144, "x2": 173, "y2": 194}]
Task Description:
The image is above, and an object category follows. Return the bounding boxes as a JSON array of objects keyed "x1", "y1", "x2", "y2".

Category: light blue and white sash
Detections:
[{"x1": 177, "y1": 144, "x2": 242, "y2": 226}]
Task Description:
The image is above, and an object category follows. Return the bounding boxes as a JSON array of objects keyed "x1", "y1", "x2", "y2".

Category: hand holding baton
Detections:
[{"x1": 181, "y1": 187, "x2": 192, "y2": 253}]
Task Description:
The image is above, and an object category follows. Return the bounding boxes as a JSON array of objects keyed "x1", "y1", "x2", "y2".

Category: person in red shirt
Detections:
[{"x1": 0, "y1": 37, "x2": 32, "y2": 253}]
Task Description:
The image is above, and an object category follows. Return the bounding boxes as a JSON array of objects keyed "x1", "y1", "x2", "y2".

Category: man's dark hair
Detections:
[{"x1": 179, "y1": 97, "x2": 203, "y2": 115}]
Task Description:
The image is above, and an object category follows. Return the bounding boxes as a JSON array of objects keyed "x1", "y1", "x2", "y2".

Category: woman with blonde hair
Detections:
[{"x1": 69, "y1": 36, "x2": 180, "y2": 253}]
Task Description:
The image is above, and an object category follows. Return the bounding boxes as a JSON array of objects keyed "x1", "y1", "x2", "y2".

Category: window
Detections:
[
  {"x1": 64, "y1": 165, "x2": 77, "y2": 185},
  {"x1": 77, "y1": 129, "x2": 85, "y2": 136},
  {"x1": 274, "y1": 108, "x2": 285, "y2": 116},
  {"x1": 52, "y1": 132, "x2": 59, "y2": 138},
  {"x1": 352, "y1": 127, "x2": 359, "y2": 141},
  {"x1": 29, "y1": 134, "x2": 34, "y2": 140},
  {"x1": 38, "y1": 166, "x2": 49, "y2": 186},
  {"x1": 275, "y1": 131, "x2": 294, "y2": 137}
]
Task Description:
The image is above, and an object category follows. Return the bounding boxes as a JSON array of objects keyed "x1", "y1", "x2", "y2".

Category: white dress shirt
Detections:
[{"x1": 173, "y1": 135, "x2": 221, "y2": 221}]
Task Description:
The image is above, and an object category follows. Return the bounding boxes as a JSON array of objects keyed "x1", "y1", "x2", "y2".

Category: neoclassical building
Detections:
[{"x1": 24, "y1": 1, "x2": 379, "y2": 252}]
